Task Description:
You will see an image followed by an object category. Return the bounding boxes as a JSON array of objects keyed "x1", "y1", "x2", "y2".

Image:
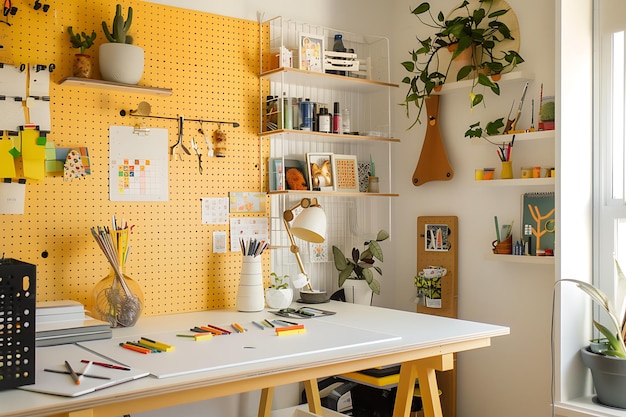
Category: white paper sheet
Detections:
[
  {"x1": 0, "y1": 64, "x2": 27, "y2": 98},
  {"x1": 28, "y1": 64, "x2": 51, "y2": 97},
  {"x1": 26, "y1": 97, "x2": 51, "y2": 131},
  {"x1": 0, "y1": 99, "x2": 25, "y2": 131},
  {"x1": 0, "y1": 181, "x2": 26, "y2": 214}
]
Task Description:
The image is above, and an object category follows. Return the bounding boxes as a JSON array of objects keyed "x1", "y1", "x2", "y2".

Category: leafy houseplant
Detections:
[
  {"x1": 67, "y1": 27, "x2": 96, "y2": 78},
  {"x1": 99, "y1": 4, "x2": 144, "y2": 84},
  {"x1": 559, "y1": 258, "x2": 626, "y2": 408},
  {"x1": 401, "y1": 1, "x2": 524, "y2": 127},
  {"x1": 332, "y1": 230, "x2": 390, "y2": 295},
  {"x1": 265, "y1": 273, "x2": 293, "y2": 309}
]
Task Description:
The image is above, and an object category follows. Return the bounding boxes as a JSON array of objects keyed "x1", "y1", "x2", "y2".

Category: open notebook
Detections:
[{"x1": 18, "y1": 343, "x2": 149, "y2": 397}]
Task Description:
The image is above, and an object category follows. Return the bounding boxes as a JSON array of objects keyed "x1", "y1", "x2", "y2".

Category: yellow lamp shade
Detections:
[{"x1": 291, "y1": 206, "x2": 326, "y2": 243}]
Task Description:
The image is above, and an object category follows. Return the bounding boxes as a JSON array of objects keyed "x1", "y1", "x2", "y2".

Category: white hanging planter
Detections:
[
  {"x1": 99, "y1": 43, "x2": 144, "y2": 85},
  {"x1": 342, "y1": 279, "x2": 373, "y2": 305}
]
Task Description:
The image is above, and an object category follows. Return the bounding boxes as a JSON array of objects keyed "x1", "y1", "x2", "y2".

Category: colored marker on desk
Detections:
[
  {"x1": 140, "y1": 337, "x2": 175, "y2": 352},
  {"x1": 231, "y1": 322, "x2": 246, "y2": 333},
  {"x1": 252, "y1": 320, "x2": 265, "y2": 330},
  {"x1": 120, "y1": 342, "x2": 152, "y2": 354},
  {"x1": 65, "y1": 360, "x2": 80, "y2": 385},
  {"x1": 81, "y1": 360, "x2": 131, "y2": 371}
]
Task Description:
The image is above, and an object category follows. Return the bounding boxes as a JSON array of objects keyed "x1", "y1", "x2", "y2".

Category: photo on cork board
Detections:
[{"x1": 306, "y1": 152, "x2": 334, "y2": 191}]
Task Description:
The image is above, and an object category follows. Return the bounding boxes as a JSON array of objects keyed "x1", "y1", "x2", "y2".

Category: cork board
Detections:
[
  {"x1": 0, "y1": 0, "x2": 268, "y2": 315},
  {"x1": 417, "y1": 215, "x2": 458, "y2": 417}
]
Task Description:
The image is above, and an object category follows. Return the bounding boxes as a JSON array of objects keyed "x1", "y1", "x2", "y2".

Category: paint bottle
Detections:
[
  {"x1": 333, "y1": 102, "x2": 341, "y2": 134},
  {"x1": 300, "y1": 98, "x2": 313, "y2": 131},
  {"x1": 318, "y1": 106, "x2": 331, "y2": 133},
  {"x1": 341, "y1": 107, "x2": 351, "y2": 134},
  {"x1": 283, "y1": 93, "x2": 292, "y2": 130}
]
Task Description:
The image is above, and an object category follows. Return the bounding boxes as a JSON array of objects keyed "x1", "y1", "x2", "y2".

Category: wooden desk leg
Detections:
[
  {"x1": 304, "y1": 379, "x2": 323, "y2": 415},
  {"x1": 392, "y1": 354, "x2": 454, "y2": 417},
  {"x1": 258, "y1": 387, "x2": 274, "y2": 417}
]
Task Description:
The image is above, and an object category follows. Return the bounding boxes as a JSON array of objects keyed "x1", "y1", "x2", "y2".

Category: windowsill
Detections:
[{"x1": 555, "y1": 398, "x2": 626, "y2": 417}]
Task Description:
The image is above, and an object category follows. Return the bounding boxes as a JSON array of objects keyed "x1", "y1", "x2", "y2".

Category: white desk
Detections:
[{"x1": 0, "y1": 302, "x2": 509, "y2": 417}]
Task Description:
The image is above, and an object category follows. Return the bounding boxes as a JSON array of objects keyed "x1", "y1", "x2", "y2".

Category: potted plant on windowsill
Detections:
[
  {"x1": 265, "y1": 272, "x2": 293, "y2": 309},
  {"x1": 67, "y1": 26, "x2": 96, "y2": 78},
  {"x1": 99, "y1": 4, "x2": 144, "y2": 85},
  {"x1": 332, "y1": 230, "x2": 389, "y2": 304},
  {"x1": 559, "y1": 258, "x2": 626, "y2": 409},
  {"x1": 401, "y1": 0, "x2": 524, "y2": 128}
]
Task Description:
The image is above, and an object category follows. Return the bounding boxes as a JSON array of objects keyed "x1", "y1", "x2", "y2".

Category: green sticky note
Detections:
[
  {"x1": 37, "y1": 137, "x2": 47, "y2": 146},
  {"x1": 9, "y1": 147, "x2": 21, "y2": 158}
]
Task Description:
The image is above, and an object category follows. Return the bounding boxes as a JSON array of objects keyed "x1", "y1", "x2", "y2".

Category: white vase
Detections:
[
  {"x1": 99, "y1": 43, "x2": 144, "y2": 84},
  {"x1": 342, "y1": 279, "x2": 373, "y2": 305},
  {"x1": 236, "y1": 256, "x2": 264, "y2": 312},
  {"x1": 265, "y1": 288, "x2": 293, "y2": 309}
]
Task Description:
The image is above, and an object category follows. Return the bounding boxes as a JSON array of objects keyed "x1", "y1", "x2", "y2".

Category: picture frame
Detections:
[
  {"x1": 298, "y1": 33, "x2": 324, "y2": 73},
  {"x1": 306, "y1": 152, "x2": 334, "y2": 191},
  {"x1": 283, "y1": 159, "x2": 308, "y2": 191},
  {"x1": 332, "y1": 154, "x2": 360, "y2": 193},
  {"x1": 424, "y1": 224, "x2": 451, "y2": 252},
  {"x1": 268, "y1": 158, "x2": 284, "y2": 191}
]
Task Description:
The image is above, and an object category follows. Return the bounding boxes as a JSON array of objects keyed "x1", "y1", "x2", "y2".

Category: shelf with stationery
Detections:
[
  {"x1": 434, "y1": 70, "x2": 535, "y2": 95},
  {"x1": 58, "y1": 77, "x2": 173, "y2": 96},
  {"x1": 484, "y1": 253, "x2": 555, "y2": 265}
]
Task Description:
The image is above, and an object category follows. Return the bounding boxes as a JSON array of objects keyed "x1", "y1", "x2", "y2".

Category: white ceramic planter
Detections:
[
  {"x1": 265, "y1": 288, "x2": 293, "y2": 309},
  {"x1": 236, "y1": 256, "x2": 264, "y2": 312},
  {"x1": 99, "y1": 43, "x2": 144, "y2": 84},
  {"x1": 342, "y1": 279, "x2": 373, "y2": 305}
]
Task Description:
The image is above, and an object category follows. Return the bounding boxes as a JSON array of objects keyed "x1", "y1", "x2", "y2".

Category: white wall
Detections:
[{"x1": 137, "y1": 1, "x2": 558, "y2": 416}]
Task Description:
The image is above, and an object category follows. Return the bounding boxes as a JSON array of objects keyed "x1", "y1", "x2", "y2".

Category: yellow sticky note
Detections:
[
  {"x1": 0, "y1": 140, "x2": 17, "y2": 178},
  {"x1": 21, "y1": 129, "x2": 45, "y2": 180}
]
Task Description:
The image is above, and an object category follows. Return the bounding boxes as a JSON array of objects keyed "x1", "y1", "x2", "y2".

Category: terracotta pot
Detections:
[{"x1": 73, "y1": 54, "x2": 92, "y2": 78}]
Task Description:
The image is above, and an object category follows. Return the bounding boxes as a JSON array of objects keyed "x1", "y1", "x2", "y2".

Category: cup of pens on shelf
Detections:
[
  {"x1": 492, "y1": 216, "x2": 513, "y2": 254},
  {"x1": 236, "y1": 238, "x2": 268, "y2": 312},
  {"x1": 91, "y1": 217, "x2": 143, "y2": 327},
  {"x1": 497, "y1": 136, "x2": 515, "y2": 179}
]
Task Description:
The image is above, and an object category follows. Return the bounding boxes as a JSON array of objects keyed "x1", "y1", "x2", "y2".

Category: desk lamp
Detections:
[{"x1": 283, "y1": 198, "x2": 326, "y2": 295}]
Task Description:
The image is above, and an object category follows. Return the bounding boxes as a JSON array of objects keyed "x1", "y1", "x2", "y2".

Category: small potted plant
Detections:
[
  {"x1": 332, "y1": 230, "x2": 389, "y2": 304},
  {"x1": 265, "y1": 272, "x2": 293, "y2": 309},
  {"x1": 401, "y1": 1, "x2": 524, "y2": 128},
  {"x1": 67, "y1": 27, "x2": 96, "y2": 78},
  {"x1": 559, "y1": 258, "x2": 626, "y2": 409},
  {"x1": 99, "y1": 4, "x2": 144, "y2": 84}
]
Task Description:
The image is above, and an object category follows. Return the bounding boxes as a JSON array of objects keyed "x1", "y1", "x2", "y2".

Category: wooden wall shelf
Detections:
[{"x1": 59, "y1": 77, "x2": 173, "y2": 96}]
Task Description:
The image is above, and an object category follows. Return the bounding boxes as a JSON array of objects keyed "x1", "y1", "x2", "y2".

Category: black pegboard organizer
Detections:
[{"x1": 0, "y1": 259, "x2": 36, "y2": 390}]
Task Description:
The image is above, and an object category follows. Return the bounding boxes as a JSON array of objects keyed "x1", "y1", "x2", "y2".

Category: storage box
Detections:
[
  {"x1": 324, "y1": 50, "x2": 359, "y2": 73},
  {"x1": 0, "y1": 258, "x2": 36, "y2": 390}
]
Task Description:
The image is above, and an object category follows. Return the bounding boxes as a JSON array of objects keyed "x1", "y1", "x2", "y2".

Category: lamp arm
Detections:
[{"x1": 283, "y1": 216, "x2": 313, "y2": 291}]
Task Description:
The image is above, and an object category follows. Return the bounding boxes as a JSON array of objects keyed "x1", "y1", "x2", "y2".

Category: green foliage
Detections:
[
  {"x1": 102, "y1": 4, "x2": 134, "y2": 44},
  {"x1": 332, "y1": 230, "x2": 390, "y2": 295},
  {"x1": 540, "y1": 101, "x2": 555, "y2": 121},
  {"x1": 67, "y1": 27, "x2": 96, "y2": 55},
  {"x1": 269, "y1": 272, "x2": 289, "y2": 290},
  {"x1": 402, "y1": 1, "x2": 524, "y2": 127},
  {"x1": 464, "y1": 117, "x2": 505, "y2": 139}
]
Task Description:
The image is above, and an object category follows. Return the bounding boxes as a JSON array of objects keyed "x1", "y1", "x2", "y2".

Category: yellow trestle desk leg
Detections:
[
  {"x1": 304, "y1": 378, "x2": 323, "y2": 414},
  {"x1": 258, "y1": 387, "x2": 274, "y2": 417},
  {"x1": 392, "y1": 354, "x2": 454, "y2": 417}
]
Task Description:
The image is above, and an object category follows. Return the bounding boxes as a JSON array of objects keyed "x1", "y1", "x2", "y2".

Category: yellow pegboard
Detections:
[{"x1": 1, "y1": 0, "x2": 269, "y2": 316}]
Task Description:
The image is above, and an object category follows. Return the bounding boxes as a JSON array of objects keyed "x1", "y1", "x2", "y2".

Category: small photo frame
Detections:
[
  {"x1": 424, "y1": 224, "x2": 451, "y2": 251},
  {"x1": 284, "y1": 159, "x2": 308, "y2": 191},
  {"x1": 333, "y1": 154, "x2": 359, "y2": 193},
  {"x1": 299, "y1": 33, "x2": 324, "y2": 73},
  {"x1": 306, "y1": 152, "x2": 334, "y2": 191},
  {"x1": 269, "y1": 158, "x2": 284, "y2": 191}
]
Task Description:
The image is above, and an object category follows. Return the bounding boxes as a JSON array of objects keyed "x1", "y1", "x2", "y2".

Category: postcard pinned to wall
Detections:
[
  {"x1": 229, "y1": 217, "x2": 269, "y2": 252},
  {"x1": 229, "y1": 192, "x2": 267, "y2": 213},
  {"x1": 201, "y1": 197, "x2": 229, "y2": 224}
]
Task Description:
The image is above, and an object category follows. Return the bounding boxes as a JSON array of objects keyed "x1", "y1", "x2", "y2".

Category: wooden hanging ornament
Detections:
[{"x1": 213, "y1": 124, "x2": 227, "y2": 158}]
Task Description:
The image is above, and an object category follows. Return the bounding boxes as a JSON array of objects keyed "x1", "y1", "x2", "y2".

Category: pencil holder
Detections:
[
  {"x1": 500, "y1": 161, "x2": 513, "y2": 179},
  {"x1": 236, "y1": 256, "x2": 264, "y2": 312},
  {"x1": 492, "y1": 235, "x2": 513, "y2": 254}
]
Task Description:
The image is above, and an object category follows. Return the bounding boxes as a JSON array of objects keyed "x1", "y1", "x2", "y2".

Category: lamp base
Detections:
[{"x1": 299, "y1": 290, "x2": 329, "y2": 304}]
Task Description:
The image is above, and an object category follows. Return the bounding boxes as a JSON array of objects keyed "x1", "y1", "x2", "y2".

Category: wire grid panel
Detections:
[{"x1": 1, "y1": 0, "x2": 267, "y2": 315}]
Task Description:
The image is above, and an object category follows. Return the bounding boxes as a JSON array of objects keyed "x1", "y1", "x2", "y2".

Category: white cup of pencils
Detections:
[{"x1": 236, "y1": 238, "x2": 267, "y2": 312}]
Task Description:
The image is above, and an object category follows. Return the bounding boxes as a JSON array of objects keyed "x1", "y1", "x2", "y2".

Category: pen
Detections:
[
  {"x1": 232, "y1": 322, "x2": 246, "y2": 333},
  {"x1": 204, "y1": 323, "x2": 232, "y2": 334},
  {"x1": 65, "y1": 360, "x2": 80, "y2": 385},
  {"x1": 139, "y1": 337, "x2": 175, "y2": 352},
  {"x1": 44, "y1": 369, "x2": 111, "y2": 380},
  {"x1": 120, "y1": 342, "x2": 152, "y2": 354},
  {"x1": 78, "y1": 361, "x2": 92, "y2": 384},
  {"x1": 263, "y1": 319, "x2": 275, "y2": 328},
  {"x1": 252, "y1": 320, "x2": 265, "y2": 330},
  {"x1": 276, "y1": 319, "x2": 299, "y2": 326},
  {"x1": 81, "y1": 360, "x2": 131, "y2": 371}
]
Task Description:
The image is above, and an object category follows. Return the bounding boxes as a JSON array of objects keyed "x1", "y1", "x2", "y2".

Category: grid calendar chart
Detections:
[{"x1": 0, "y1": 259, "x2": 36, "y2": 390}]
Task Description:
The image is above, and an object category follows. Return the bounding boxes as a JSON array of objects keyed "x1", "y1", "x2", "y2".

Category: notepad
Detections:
[{"x1": 18, "y1": 344, "x2": 149, "y2": 397}]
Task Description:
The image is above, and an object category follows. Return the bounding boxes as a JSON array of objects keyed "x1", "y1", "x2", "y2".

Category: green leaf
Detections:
[
  {"x1": 594, "y1": 321, "x2": 626, "y2": 357},
  {"x1": 362, "y1": 268, "x2": 374, "y2": 284},
  {"x1": 486, "y1": 118, "x2": 505, "y2": 135},
  {"x1": 338, "y1": 265, "x2": 355, "y2": 287},
  {"x1": 332, "y1": 246, "x2": 348, "y2": 270},
  {"x1": 488, "y1": 9, "x2": 509, "y2": 18},
  {"x1": 376, "y1": 230, "x2": 390, "y2": 241},
  {"x1": 472, "y1": 93, "x2": 484, "y2": 107},
  {"x1": 369, "y1": 241, "x2": 383, "y2": 262},
  {"x1": 411, "y1": 3, "x2": 430, "y2": 15},
  {"x1": 456, "y1": 65, "x2": 472, "y2": 81},
  {"x1": 402, "y1": 61, "x2": 415, "y2": 72},
  {"x1": 369, "y1": 278, "x2": 381, "y2": 295}
]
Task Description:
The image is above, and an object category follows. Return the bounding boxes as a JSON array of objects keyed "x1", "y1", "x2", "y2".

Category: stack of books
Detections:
[{"x1": 35, "y1": 300, "x2": 112, "y2": 347}]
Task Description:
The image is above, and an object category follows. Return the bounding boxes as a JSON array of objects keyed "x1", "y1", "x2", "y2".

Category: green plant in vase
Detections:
[{"x1": 67, "y1": 26, "x2": 96, "y2": 78}]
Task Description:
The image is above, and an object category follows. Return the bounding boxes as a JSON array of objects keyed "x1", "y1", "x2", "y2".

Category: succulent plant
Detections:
[
  {"x1": 67, "y1": 27, "x2": 96, "y2": 55},
  {"x1": 102, "y1": 4, "x2": 134, "y2": 44}
]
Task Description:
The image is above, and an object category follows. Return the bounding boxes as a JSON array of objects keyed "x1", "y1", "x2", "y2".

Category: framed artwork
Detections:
[
  {"x1": 269, "y1": 158, "x2": 284, "y2": 191},
  {"x1": 333, "y1": 154, "x2": 359, "y2": 192},
  {"x1": 424, "y1": 223, "x2": 451, "y2": 251},
  {"x1": 306, "y1": 152, "x2": 334, "y2": 191},
  {"x1": 299, "y1": 33, "x2": 324, "y2": 73},
  {"x1": 283, "y1": 159, "x2": 308, "y2": 191}
]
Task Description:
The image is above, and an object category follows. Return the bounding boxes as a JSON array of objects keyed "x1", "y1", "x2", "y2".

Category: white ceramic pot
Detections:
[
  {"x1": 265, "y1": 288, "x2": 293, "y2": 309},
  {"x1": 342, "y1": 279, "x2": 373, "y2": 305},
  {"x1": 99, "y1": 43, "x2": 144, "y2": 84}
]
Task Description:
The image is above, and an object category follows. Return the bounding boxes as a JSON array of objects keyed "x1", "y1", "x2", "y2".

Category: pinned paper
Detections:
[
  {"x1": 0, "y1": 180, "x2": 26, "y2": 214},
  {"x1": 0, "y1": 137, "x2": 16, "y2": 178},
  {"x1": 26, "y1": 97, "x2": 51, "y2": 132},
  {"x1": 20, "y1": 128, "x2": 45, "y2": 180},
  {"x1": 64, "y1": 149, "x2": 87, "y2": 181}
]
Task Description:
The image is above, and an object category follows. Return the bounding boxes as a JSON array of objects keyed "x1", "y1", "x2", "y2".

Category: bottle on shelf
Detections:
[
  {"x1": 300, "y1": 98, "x2": 313, "y2": 131},
  {"x1": 331, "y1": 34, "x2": 347, "y2": 76},
  {"x1": 333, "y1": 102, "x2": 342, "y2": 134},
  {"x1": 318, "y1": 106, "x2": 331, "y2": 133},
  {"x1": 283, "y1": 93, "x2": 292, "y2": 130},
  {"x1": 341, "y1": 107, "x2": 351, "y2": 134}
]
